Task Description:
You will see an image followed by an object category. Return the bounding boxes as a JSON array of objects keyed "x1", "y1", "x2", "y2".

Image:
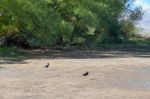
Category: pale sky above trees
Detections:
[{"x1": 134, "y1": 0, "x2": 150, "y2": 35}]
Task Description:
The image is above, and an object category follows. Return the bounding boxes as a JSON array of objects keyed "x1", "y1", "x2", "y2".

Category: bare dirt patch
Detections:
[{"x1": 0, "y1": 50, "x2": 150, "y2": 99}]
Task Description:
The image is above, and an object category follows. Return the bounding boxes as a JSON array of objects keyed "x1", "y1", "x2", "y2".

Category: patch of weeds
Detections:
[{"x1": 0, "y1": 46, "x2": 27, "y2": 60}]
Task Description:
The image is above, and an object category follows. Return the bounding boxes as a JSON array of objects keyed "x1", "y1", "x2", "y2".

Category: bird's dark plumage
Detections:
[
  {"x1": 44, "y1": 63, "x2": 49, "y2": 68},
  {"x1": 83, "y1": 72, "x2": 89, "y2": 76}
]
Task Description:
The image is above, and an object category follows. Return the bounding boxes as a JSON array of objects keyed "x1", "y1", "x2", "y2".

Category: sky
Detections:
[{"x1": 134, "y1": 0, "x2": 150, "y2": 36}]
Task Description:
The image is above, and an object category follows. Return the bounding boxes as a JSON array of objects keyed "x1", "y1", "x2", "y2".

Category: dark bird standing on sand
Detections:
[
  {"x1": 83, "y1": 72, "x2": 89, "y2": 76},
  {"x1": 44, "y1": 63, "x2": 49, "y2": 68}
]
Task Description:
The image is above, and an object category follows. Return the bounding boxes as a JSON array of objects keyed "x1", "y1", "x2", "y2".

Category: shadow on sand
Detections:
[{"x1": 1, "y1": 45, "x2": 150, "y2": 64}]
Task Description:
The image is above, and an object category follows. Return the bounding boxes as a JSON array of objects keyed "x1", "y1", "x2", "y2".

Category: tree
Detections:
[{"x1": 0, "y1": 0, "x2": 143, "y2": 47}]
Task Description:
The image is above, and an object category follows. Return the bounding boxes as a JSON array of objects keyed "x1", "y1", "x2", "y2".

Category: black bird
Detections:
[
  {"x1": 44, "y1": 63, "x2": 49, "y2": 68},
  {"x1": 83, "y1": 72, "x2": 89, "y2": 76}
]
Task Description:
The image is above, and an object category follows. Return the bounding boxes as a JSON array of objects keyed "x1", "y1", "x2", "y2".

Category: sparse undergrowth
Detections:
[
  {"x1": 0, "y1": 46, "x2": 27, "y2": 59},
  {"x1": 0, "y1": 37, "x2": 150, "y2": 59}
]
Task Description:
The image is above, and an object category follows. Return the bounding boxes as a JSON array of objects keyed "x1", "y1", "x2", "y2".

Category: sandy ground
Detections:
[{"x1": 0, "y1": 50, "x2": 150, "y2": 99}]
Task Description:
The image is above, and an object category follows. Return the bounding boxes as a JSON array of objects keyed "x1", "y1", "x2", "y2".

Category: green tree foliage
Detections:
[
  {"x1": 0, "y1": 0, "x2": 143, "y2": 47},
  {"x1": 0, "y1": 0, "x2": 73, "y2": 46}
]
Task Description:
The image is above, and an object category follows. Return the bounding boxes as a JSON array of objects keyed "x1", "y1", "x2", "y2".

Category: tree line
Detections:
[{"x1": 0, "y1": 0, "x2": 143, "y2": 48}]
